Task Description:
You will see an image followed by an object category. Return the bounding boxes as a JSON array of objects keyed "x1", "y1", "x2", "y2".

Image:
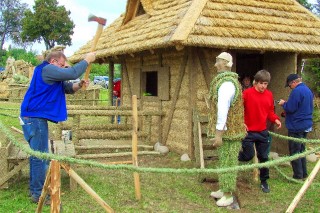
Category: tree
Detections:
[
  {"x1": 21, "y1": 0, "x2": 75, "y2": 50},
  {"x1": 296, "y1": 0, "x2": 313, "y2": 10},
  {"x1": 0, "y1": 0, "x2": 28, "y2": 50}
]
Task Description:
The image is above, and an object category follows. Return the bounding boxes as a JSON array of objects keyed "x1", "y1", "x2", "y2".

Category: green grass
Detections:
[{"x1": 1, "y1": 102, "x2": 320, "y2": 212}]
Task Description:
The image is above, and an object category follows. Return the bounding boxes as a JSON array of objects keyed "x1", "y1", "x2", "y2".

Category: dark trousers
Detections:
[
  {"x1": 238, "y1": 130, "x2": 270, "y2": 182},
  {"x1": 288, "y1": 131, "x2": 308, "y2": 179}
]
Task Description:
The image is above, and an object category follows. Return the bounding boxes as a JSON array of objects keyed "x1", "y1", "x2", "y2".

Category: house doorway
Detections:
[{"x1": 236, "y1": 53, "x2": 264, "y2": 88}]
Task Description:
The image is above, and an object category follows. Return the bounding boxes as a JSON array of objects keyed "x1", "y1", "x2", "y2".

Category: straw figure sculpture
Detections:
[{"x1": 207, "y1": 71, "x2": 246, "y2": 194}]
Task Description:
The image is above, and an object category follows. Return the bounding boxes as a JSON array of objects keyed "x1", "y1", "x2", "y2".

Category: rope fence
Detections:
[{"x1": 0, "y1": 119, "x2": 319, "y2": 176}]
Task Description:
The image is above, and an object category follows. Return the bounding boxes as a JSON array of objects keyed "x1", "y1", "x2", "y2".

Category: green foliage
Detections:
[
  {"x1": 0, "y1": 48, "x2": 40, "y2": 67},
  {"x1": 303, "y1": 58, "x2": 320, "y2": 96},
  {"x1": 89, "y1": 63, "x2": 122, "y2": 80},
  {"x1": 296, "y1": 0, "x2": 313, "y2": 10},
  {"x1": 0, "y1": 0, "x2": 28, "y2": 50},
  {"x1": 21, "y1": 0, "x2": 74, "y2": 50}
]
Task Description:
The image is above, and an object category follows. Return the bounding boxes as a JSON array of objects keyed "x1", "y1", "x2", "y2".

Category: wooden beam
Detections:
[
  {"x1": 36, "y1": 162, "x2": 52, "y2": 213},
  {"x1": 122, "y1": 57, "x2": 133, "y2": 99},
  {"x1": 132, "y1": 95, "x2": 141, "y2": 200},
  {"x1": 188, "y1": 47, "x2": 198, "y2": 158},
  {"x1": 108, "y1": 61, "x2": 114, "y2": 107},
  {"x1": 197, "y1": 48, "x2": 211, "y2": 89},
  {"x1": 61, "y1": 164, "x2": 114, "y2": 213},
  {"x1": 51, "y1": 160, "x2": 61, "y2": 212},
  {"x1": 170, "y1": 0, "x2": 208, "y2": 43},
  {"x1": 0, "y1": 159, "x2": 28, "y2": 187},
  {"x1": 286, "y1": 159, "x2": 320, "y2": 213},
  {"x1": 162, "y1": 50, "x2": 188, "y2": 145}
]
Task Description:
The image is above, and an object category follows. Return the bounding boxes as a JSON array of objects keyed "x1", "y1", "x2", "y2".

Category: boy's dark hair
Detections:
[{"x1": 254, "y1": 69, "x2": 271, "y2": 83}]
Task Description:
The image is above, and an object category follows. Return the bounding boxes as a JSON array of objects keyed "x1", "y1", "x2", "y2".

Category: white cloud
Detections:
[{"x1": 13, "y1": 0, "x2": 126, "y2": 57}]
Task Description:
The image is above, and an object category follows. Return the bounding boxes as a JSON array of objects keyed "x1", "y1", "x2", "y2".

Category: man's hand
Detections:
[
  {"x1": 84, "y1": 52, "x2": 96, "y2": 64},
  {"x1": 278, "y1": 99, "x2": 286, "y2": 106},
  {"x1": 275, "y1": 119, "x2": 282, "y2": 129},
  {"x1": 212, "y1": 130, "x2": 224, "y2": 148}
]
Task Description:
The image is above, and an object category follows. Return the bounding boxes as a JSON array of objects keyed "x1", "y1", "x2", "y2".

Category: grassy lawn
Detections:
[{"x1": 0, "y1": 101, "x2": 319, "y2": 212}]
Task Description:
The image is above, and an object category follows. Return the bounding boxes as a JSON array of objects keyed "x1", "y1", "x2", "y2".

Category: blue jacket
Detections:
[
  {"x1": 283, "y1": 83, "x2": 313, "y2": 133},
  {"x1": 21, "y1": 61, "x2": 68, "y2": 122}
]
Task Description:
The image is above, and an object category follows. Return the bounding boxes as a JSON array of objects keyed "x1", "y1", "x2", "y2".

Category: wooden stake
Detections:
[
  {"x1": 51, "y1": 160, "x2": 61, "y2": 213},
  {"x1": 197, "y1": 121, "x2": 205, "y2": 169},
  {"x1": 61, "y1": 164, "x2": 114, "y2": 213},
  {"x1": 132, "y1": 95, "x2": 141, "y2": 200},
  {"x1": 286, "y1": 159, "x2": 320, "y2": 213},
  {"x1": 36, "y1": 162, "x2": 52, "y2": 213},
  {"x1": 253, "y1": 146, "x2": 259, "y2": 182},
  {"x1": 11, "y1": 126, "x2": 23, "y2": 134}
]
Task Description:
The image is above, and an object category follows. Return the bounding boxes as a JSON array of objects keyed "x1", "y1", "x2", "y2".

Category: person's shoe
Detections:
[
  {"x1": 260, "y1": 181, "x2": 270, "y2": 193},
  {"x1": 210, "y1": 189, "x2": 224, "y2": 199},
  {"x1": 216, "y1": 195, "x2": 234, "y2": 207}
]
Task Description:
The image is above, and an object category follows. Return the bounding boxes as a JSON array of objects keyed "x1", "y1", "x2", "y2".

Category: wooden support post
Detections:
[
  {"x1": 109, "y1": 61, "x2": 114, "y2": 108},
  {"x1": 36, "y1": 162, "x2": 52, "y2": 213},
  {"x1": 51, "y1": 160, "x2": 61, "y2": 212},
  {"x1": 197, "y1": 121, "x2": 205, "y2": 169},
  {"x1": 286, "y1": 159, "x2": 320, "y2": 213},
  {"x1": 61, "y1": 164, "x2": 114, "y2": 213},
  {"x1": 253, "y1": 146, "x2": 259, "y2": 182},
  {"x1": 132, "y1": 95, "x2": 141, "y2": 200}
]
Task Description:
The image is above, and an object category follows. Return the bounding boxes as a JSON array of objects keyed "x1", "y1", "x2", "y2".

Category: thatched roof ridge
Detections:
[{"x1": 69, "y1": 0, "x2": 320, "y2": 63}]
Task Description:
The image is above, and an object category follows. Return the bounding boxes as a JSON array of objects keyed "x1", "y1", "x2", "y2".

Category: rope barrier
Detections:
[
  {"x1": 269, "y1": 131, "x2": 320, "y2": 144},
  {"x1": 1, "y1": 120, "x2": 320, "y2": 175}
]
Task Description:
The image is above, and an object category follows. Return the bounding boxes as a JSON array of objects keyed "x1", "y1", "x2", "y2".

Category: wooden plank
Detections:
[
  {"x1": 75, "y1": 151, "x2": 160, "y2": 159},
  {"x1": 108, "y1": 61, "x2": 114, "y2": 107},
  {"x1": 170, "y1": 0, "x2": 208, "y2": 43},
  {"x1": 197, "y1": 48, "x2": 212, "y2": 89},
  {"x1": 163, "y1": 50, "x2": 188, "y2": 145},
  {"x1": 132, "y1": 95, "x2": 141, "y2": 200},
  {"x1": 198, "y1": 121, "x2": 205, "y2": 169},
  {"x1": 36, "y1": 162, "x2": 52, "y2": 213},
  {"x1": 188, "y1": 47, "x2": 198, "y2": 158},
  {"x1": 61, "y1": 164, "x2": 114, "y2": 213},
  {"x1": 74, "y1": 144, "x2": 153, "y2": 150},
  {"x1": 51, "y1": 160, "x2": 61, "y2": 212},
  {"x1": 286, "y1": 159, "x2": 320, "y2": 213},
  {"x1": 121, "y1": 58, "x2": 133, "y2": 99},
  {"x1": 0, "y1": 159, "x2": 28, "y2": 187}
]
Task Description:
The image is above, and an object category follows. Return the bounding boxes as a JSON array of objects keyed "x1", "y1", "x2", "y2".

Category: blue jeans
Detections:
[
  {"x1": 21, "y1": 117, "x2": 49, "y2": 199},
  {"x1": 288, "y1": 131, "x2": 308, "y2": 179}
]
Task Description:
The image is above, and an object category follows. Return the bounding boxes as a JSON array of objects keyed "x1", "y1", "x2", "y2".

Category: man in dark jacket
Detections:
[
  {"x1": 20, "y1": 51, "x2": 95, "y2": 204},
  {"x1": 278, "y1": 74, "x2": 314, "y2": 180}
]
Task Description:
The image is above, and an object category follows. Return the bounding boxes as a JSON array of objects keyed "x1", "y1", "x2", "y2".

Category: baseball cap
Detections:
[{"x1": 285, "y1": 74, "x2": 300, "y2": 87}]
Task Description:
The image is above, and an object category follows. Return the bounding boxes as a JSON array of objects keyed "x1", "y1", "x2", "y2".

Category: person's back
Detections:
[{"x1": 284, "y1": 82, "x2": 313, "y2": 132}]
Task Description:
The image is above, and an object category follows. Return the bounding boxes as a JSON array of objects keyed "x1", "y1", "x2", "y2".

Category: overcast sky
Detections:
[
  {"x1": 5, "y1": 0, "x2": 318, "y2": 57},
  {"x1": 10, "y1": 0, "x2": 127, "y2": 57}
]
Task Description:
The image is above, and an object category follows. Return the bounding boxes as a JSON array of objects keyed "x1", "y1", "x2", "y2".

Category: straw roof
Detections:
[{"x1": 69, "y1": 0, "x2": 320, "y2": 62}]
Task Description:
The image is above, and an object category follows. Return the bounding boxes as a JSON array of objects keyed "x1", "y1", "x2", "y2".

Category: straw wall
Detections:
[{"x1": 264, "y1": 52, "x2": 296, "y2": 154}]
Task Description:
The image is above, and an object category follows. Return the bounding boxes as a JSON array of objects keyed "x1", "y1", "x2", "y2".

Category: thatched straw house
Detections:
[{"x1": 70, "y1": 0, "x2": 320, "y2": 155}]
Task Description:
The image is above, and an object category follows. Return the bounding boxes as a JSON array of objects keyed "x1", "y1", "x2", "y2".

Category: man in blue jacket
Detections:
[
  {"x1": 278, "y1": 74, "x2": 314, "y2": 180},
  {"x1": 20, "y1": 51, "x2": 95, "y2": 204}
]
